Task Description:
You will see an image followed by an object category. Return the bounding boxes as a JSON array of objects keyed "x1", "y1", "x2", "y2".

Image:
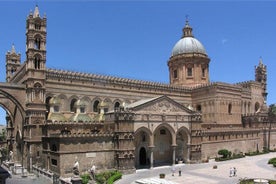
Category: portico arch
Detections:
[
  {"x1": 134, "y1": 127, "x2": 152, "y2": 168},
  {"x1": 0, "y1": 88, "x2": 25, "y2": 165},
  {"x1": 176, "y1": 126, "x2": 191, "y2": 163},
  {"x1": 153, "y1": 123, "x2": 175, "y2": 166}
]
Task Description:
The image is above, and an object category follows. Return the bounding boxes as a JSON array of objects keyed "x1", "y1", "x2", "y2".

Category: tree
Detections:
[{"x1": 218, "y1": 149, "x2": 229, "y2": 158}]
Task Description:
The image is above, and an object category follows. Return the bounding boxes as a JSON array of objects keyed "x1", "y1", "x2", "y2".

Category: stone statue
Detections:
[
  {"x1": 9, "y1": 151, "x2": 13, "y2": 162},
  {"x1": 73, "y1": 160, "x2": 79, "y2": 176}
]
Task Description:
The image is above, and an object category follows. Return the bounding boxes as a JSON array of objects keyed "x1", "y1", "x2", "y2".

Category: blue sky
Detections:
[{"x1": 0, "y1": 1, "x2": 276, "y2": 124}]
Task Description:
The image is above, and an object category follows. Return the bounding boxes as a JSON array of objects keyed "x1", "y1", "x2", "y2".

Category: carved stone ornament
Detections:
[{"x1": 143, "y1": 100, "x2": 182, "y2": 113}]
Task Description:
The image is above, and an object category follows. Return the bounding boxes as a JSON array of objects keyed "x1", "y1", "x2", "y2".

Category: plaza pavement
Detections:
[
  {"x1": 3, "y1": 152, "x2": 276, "y2": 184},
  {"x1": 116, "y1": 152, "x2": 276, "y2": 184}
]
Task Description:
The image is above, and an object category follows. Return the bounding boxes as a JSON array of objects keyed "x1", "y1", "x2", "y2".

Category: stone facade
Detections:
[{"x1": 0, "y1": 6, "x2": 276, "y2": 177}]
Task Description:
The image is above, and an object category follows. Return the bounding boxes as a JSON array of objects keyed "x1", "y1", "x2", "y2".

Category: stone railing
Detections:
[{"x1": 32, "y1": 165, "x2": 54, "y2": 182}]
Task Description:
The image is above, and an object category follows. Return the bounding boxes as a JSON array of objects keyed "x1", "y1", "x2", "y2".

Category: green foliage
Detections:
[
  {"x1": 95, "y1": 170, "x2": 122, "y2": 184},
  {"x1": 0, "y1": 147, "x2": 8, "y2": 160},
  {"x1": 268, "y1": 157, "x2": 276, "y2": 165},
  {"x1": 81, "y1": 173, "x2": 91, "y2": 184},
  {"x1": 238, "y1": 178, "x2": 276, "y2": 184},
  {"x1": 239, "y1": 178, "x2": 254, "y2": 184},
  {"x1": 228, "y1": 151, "x2": 232, "y2": 158},
  {"x1": 215, "y1": 152, "x2": 244, "y2": 162},
  {"x1": 107, "y1": 172, "x2": 122, "y2": 184},
  {"x1": 218, "y1": 149, "x2": 230, "y2": 158}
]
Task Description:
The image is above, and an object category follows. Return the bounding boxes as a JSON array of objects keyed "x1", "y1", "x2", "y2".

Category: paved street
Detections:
[
  {"x1": 116, "y1": 152, "x2": 276, "y2": 184},
  {"x1": 3, "y1": 152, "x2": 276, "y2": 184}
]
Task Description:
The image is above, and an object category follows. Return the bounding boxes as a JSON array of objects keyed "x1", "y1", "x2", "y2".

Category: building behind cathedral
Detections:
[{"x1": 1, "y1": 6, "x2": 275, "y2": 177}]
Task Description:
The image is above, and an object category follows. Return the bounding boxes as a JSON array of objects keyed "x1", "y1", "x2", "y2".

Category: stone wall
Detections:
[{"x1": 201, "y1": 137, "x2": 261, "y2": 160}]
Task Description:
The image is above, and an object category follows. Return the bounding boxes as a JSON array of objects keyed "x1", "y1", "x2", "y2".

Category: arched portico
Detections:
[
  {"x1": 134, "y1": 127, "x2": 152, "y2": 169},
  {"x1": 153, "y1": 123, "x2": 175, "y2": 166},
  {"x1": 176, "y1": 127, "x2": 191, "y2": 163},
  {"x1": 0, "y1": 87, "x2": 26, "y2": 166}
]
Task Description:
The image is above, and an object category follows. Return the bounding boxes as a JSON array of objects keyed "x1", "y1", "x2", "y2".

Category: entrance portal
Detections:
[{"x1": 139, "y1": 147, "x2": 147, "y2": 165}]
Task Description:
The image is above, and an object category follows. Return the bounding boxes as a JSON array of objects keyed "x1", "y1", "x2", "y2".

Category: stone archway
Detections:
[
  {"x1": 153, "y1": 125, "x2": 174, "y2": 166},
  {"x1": 176, "y1": 127, "x2": 190, "y2": 163},
  {"x1": 0, "y1": 88, "x2": 26, "y2": 165},
  {"x1": 134, "y1": 127, "x2": 152, "y2": 169}
]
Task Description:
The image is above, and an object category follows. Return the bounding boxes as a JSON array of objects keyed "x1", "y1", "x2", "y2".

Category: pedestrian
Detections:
[
  {"x1": 178, "y1": 167, "x2": 181, "y2": 176},
  {"x1": 171, "y1": 166, "x2": 175, "y2": 176},
  {"x1": 229, "y1": 167, "x2": 233, "y2": 177},
  {"x1": 233, "y1": 167, "x2": 237, "y2": 176}
]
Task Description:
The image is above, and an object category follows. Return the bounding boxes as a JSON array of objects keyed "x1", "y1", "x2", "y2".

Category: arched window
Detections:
[
  {"x1": 93, "y1": 100, "x2": 100, "y2": 113},
  {"x1": 142, "y1": 133, "x2": 146, "y2": 142},
  {"x1": 173, "y1": 69, "x2": 178, "y2": 79},
  {"x1": 196, "y1": 104, "x2": 202, "y2": 112},
  {"x1": 34, "y1": 56, "x2": 41, "y2": 69},
  {"x1": 228, "y1": 103, "x2": 232, "y2": 114},
  {"x1": 70, "y1": 99, "x2": 77, "y2": 113},
  {"x1": 34, "y1": 37, "x2": 41, "y2": 50},
  {"x1": 54, "y1": 106, "x2": 59, "y2": 112},
  {"x1": 80, "y1": 106, "x2": 85, "y2": 113},
  {"x1": 11, "y1": 68, "x2": 16, "y2": 75},
  {"x1": 187, "y1": 67, "x2": 193, "y2": 77},
  {"x1": 114, "y1": 102, "x2": 120, "y2": 110},
  {"x1": 255, "y1": 102, "x2": 260, "y2": 112},
  {"x1": 202, "y1": 68, "x2": 206, "y2": 77},
  {"x1": 46, "y1": 96, "x2": 52, "y2": 119}
]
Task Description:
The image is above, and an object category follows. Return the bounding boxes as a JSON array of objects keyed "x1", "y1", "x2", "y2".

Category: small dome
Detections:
[
  {"x1": 171, "y1": 19, "x2": 207, "y2": 57},
  {"x1": 171, "y1": 37, "x2": 207, "y2": 56}
]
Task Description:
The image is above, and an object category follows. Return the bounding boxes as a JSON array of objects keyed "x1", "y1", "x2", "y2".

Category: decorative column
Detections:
[
  {"x1": 148, "y1": 146, "x2": 154, "y2": 169},
  {"x1": 172, "y1": 145, "x2": 177, "y2": 166},
  {"x1": 186, "y1": 144, "x2": 191, "y2": 163}
]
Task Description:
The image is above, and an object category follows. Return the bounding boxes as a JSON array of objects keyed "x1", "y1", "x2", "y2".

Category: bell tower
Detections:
[
  {"x1": 5, "y1": 44, "x2": 21, "y2": 82},
  {"x1": 25, "y1": 5, "x2": 46, "y2": 104},
  {"x1": 255, "y1": 58, "x2": 267, "y2": 104},
  {"x1": 24, "y1": 5, "x2": 47, "y2": 169}
]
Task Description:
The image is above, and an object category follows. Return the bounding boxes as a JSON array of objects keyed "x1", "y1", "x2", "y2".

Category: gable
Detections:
[{"x1": 127, "y1": 95, "x2": 195, "y2": 115}]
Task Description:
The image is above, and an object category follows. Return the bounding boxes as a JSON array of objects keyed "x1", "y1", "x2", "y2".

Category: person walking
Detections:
[
  {"x1": 171, "y1": 166, "x2": 176, "y2": 176},
  {"x1": 233, "y1": 167, "x2": 237, "y2": 177}
]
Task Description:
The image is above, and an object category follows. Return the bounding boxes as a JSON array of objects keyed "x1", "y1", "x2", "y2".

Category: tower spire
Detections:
[
  {"x1": 33, "y1": 5, "x2": 40, "y2": 18},
  {"x1": 182, "y1": 16, "x2": 193, "y2": 38},
  {"x1": 11, "y1": 44, "x2": 16, "y2": 54}
]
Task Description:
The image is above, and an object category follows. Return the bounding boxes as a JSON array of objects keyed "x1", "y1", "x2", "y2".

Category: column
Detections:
[
  {"x1": 186, "y1": 144, "x2": 191, "y2": 163},
  {"x1": 148, "y1": 146, "x2": 154, "y2": 169},
  {"x1": 172, "y1": 146, "x2": 176, "y2": 166}
]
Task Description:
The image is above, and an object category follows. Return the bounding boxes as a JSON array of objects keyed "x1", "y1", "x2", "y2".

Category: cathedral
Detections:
[{"x1": 2, "y1": 6, "x2": 275, "y2": 177}]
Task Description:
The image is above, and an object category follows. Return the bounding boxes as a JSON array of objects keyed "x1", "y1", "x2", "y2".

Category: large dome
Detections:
[
  {"x1": 171, "y1": 37, "x2": 207, "y2": 56},
  {"x1": 171, "y1": 20, "x2": 207, "y2": 57}
]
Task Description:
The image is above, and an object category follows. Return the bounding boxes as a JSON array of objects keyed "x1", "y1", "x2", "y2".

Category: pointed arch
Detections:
[
  {"x1": 57, "y1": 94, "x2": 68, "y2": 112},
  {"x1": 153, "y1": 123, "x2": 175, "y2": 165},
  {"x1": 68, "y1": 95, "x2": 78, "y2": 113},
  {"x1": 92, "y1": 98, "x2": 101, "y2": 113}
]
